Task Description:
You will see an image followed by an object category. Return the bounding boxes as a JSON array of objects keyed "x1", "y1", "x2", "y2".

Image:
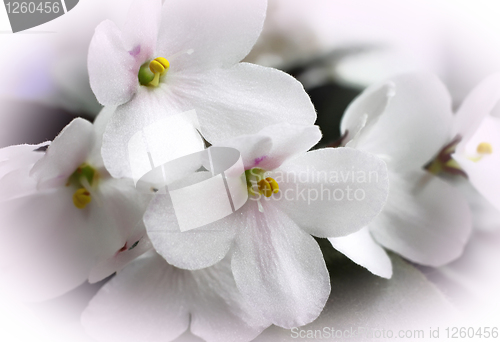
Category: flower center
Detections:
[
  {"x1": 67, "y1": 163, "x2": 99, "y2": 209},
  {"x1": 426, "y1": 136, "x2": 467, "y2": 177},
  {"x1": 245, "y1": 168, "x2": 280, "y2": 198},
  {"x1": 476, "y1": 141, "x2": 493, "y2": 155},
  {"x1": 464, "y1": 142, "x2": 493, "y2": 162},
  {"x1": 138, "y1": 57, "x2": 170, "y2": 87}
]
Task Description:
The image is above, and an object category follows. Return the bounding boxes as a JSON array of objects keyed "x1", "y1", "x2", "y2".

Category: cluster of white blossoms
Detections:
[{"x1": 1, "y1": 0, "x2": 500, "y2": 341}]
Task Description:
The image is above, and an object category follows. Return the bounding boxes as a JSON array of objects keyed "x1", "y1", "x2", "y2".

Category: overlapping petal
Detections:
[
  {"x1": 101, "y1": 90, "x2": 205, "y2": 179},
  {"x1": 274, "y1": 147, "x2": 389, "y2": 238},
  {"x1": 182, "y1": 63, "x2": 317, "y2": 144},
  {"x1": 215, "y1": 134, "x2": 272, "y2": 170},
  {"x1": 231, "y1": 201, "x2": 330, "y2": 329},
  {"x1": 0, "y1": 186, "x2": 97, "y2": 301},
  {"x1": 0, "y1": 144, "x2": 45, "y2": 201},
  {"x1": 341, "y1": 81, "x2": 394, "y2": 146},
  {"x1": 82, "y1": 252, "x2": 267, "y2": 342},
  {"x1": 370, "y1": 170, "x2": 471, "y2": 267},
  {"x1": 144, "y1": 191, "x2": 236, "y2": 270},
  {"x1": 30, "y1": 118, "x2": 95, "y2": 189},
  {"x1": 453, "y1": 73, "x2": 500, "y2": 145},
  {"x1": 88, "y1": 20, "x2": 141, "y2": 106},
  {"x1": 328, "y1": 227, "x2": 392, "y2": 279},
  {"x1": 341, "y1": 73, "x2": 453, "y2": 171},
  {"x1": 215, "y1": 124, "x2": 321, "y2": 170},
  {"x1": 453, "y1": 115, "x2": 500, "y2": 211}
]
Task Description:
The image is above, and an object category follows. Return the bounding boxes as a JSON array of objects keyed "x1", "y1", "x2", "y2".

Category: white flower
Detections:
[
  {"x1": 144, "y1": 123, "x2": 389, "y2": 328},
  {"x1": 450, "y1": 74, "x2": 500, "y2": 214},
  {"x1": 81, "y1": 251, "x2": 268, "y2": 342},
  {"x1": 88, "y1": 0, "x2": 316, "y2": 179},
  {"x1": 0, "y1": 114, "x2": 149, "y2": 301},
  {"x1": 330, "y1": 73, "x2": 472, "y2": 279}
]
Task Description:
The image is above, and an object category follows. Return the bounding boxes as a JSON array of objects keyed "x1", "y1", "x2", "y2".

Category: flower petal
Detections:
[
  {"x1": 341, "y1": 73, "x2": 453, "y2": 171},
  {"x1": 0, "y1": 144, "x2": 46, "y2": 201},
  {"x1": 101, "y1": 91, "x2": 205, "y2": 179},
  {"x1": 156, "y1": 0, "x2": 267, "y2": 72},
  {"x1": 0, "y1": 187, "x2": 97, "y2": 301},
  {"x1": 82, "y1": 252, "x2": 267, "y2": 342},
  {"x1": 274, "y1": 147, "x2": 389, "y2": 238},
  {"x1": 88, "y1": 177, "x2": 152, "y2": 282},
  {"x1": 121, "y1": 0, "x2": 162, "y2": 63},
  {"x1": 451, "y1": 177, "x2": 500, "y2": 232},
  {"x1": 88, "y1": 20, "x2": 139, "y2": 106},
  {"x1": 82, "y1": 252, "x2": 190, "y2": 342},
  {"x1": 254, "y1": 124, "x2": 321, "y2": 170},
  {"x1": 231, "y1": 201, "x2": 330, "y2": 329},
  {"x1": 453, "y1": 115, "x2": 500, "y2": 212},
  {"x1": 328, "y1": 227, "x2": 392, "y2": 279},
  {"x1": 214, "y1": 134, "x2": 272, "y2": 170},
  {"x1": 215, "y1": 124, "x2": 321, "y2": 170},
  {"x1": 371, "y1": 170, "x2": 472, "y2": 267},
  {"x1": 453, "y1": 73, "x2": 500, "y2": 144},
  {"x1": 190, "y1": 257, "x2": 268, "y2": 342},
  {"x1": 144, "y1": 191, "x2": 236, "y2": 270},
  {"x1": 173, "y1": 63, "x2": 317, "y2": 144},
  {"x1": 30, "y1": 118, "x2": 95, "y2": 189},
  {"x1": 341, "y1": 81, "x2": 394, "y2": 146}
]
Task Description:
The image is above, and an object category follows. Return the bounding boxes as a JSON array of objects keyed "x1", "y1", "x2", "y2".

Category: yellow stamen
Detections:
[
  {"x1": 257, "y1": 177, "x2": 279, "y2": 197},
  {"x1": 154, "y1": 57, "x2": 170, "y2": 70},
  {"x1": 266, "y1": 177, "x2": 279, "y2": 194},
  {"x1": 149, "y1": 60, "x2": 165, "y2": 74},
  {"x1": 477, "y1": 142, "x2": 493, "y2": 155},
  {"x1": 257, "y1": 179, "x2": 272, "y2": 197},
  {"x1": 73, "y1": 188, "x2": 91, "y2": 209},
  {"x1": 148, "y1": 57, "x2": 170, "y2": 87}
]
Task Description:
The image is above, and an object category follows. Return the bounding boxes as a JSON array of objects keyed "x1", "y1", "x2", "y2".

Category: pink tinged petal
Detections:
[
  {"x1": 215, "y1": 124, "x2": 321, "y2": 170},
  {"x1": 156, "y1": 0, "x2": 267, "y2": 72},
  {"x1": 173, "y1": 63, "x2": 316, "y2": 144},
  {"x1": 101, "y1": 89, "x2": 205, "y2": 179},
  {"x1": 342, "y1": 73, "x2": 453, "y2": 171},
  {"x1": 453, "y1": 73, "x2": 500, "y2": 146},
  {"x1": 370, "y1": 170, "x2": 472, "y2": 267},
  {"x1": 215, "y1": 134, "x2": 272, "y2": 170},
  {"x1": 144, "y1": 191, "x2": 236, "y2": 270},
  {"x1": 88, "y1": 20, "x2": 140, "y2": 106},
  {"x1": 328, "y1": 227, "x2": 392, "y2": 279},
  {"x1": 275, "y1": 147, "x2": 389, "y2": 238},
  {"x1": 30, "y1": 118, "x2": 95, "y2": 189},
  {"x1": 231, "y1": 201, "x2": 330, "y2": 329},
  {"x1": 121, "y1": 0, "x2": 162, "y2": 63},
  {"x1": 82, "y1": 252, "x2": 267, "y2": 342},
  {"x1": 453, "y1": 115, "x2": 500, "y2": 211}
]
